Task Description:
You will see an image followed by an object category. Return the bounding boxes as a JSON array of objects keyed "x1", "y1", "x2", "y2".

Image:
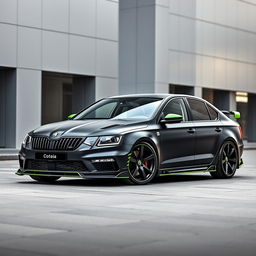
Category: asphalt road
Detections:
[{"x1": 0, "y1": 150, "x2": 255, "y2": 256}]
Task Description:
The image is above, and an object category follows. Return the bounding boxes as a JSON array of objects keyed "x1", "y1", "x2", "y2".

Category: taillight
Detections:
[{"x1": 238, "y1": 126, "x2": 243, "y2": 139}]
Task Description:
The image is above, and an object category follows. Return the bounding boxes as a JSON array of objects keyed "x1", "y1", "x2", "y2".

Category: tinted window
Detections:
[
  {"x1": 207, "y1": 104, "x2": 218, "y2": 120},
  {"x1": 162, "y1": 98, "x2": 186, "y2": 121},
  {"x1": 187, "y1": 98, "x2": 210, "y2": 121}
]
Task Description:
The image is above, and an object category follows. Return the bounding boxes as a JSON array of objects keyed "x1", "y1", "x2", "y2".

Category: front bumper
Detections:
[{"x1": 17, "y1": 144, "x2": 131, "y2": 179}]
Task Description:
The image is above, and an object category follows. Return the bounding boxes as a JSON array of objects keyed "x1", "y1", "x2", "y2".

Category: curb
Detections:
[{"x1": 0, "y1": 155, "x2": 19, "y2": 161}]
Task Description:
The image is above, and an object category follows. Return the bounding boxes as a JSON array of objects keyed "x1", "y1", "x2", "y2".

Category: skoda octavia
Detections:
[{"x1": 17, "y1": 94, "x2": 243, "y2": 185}]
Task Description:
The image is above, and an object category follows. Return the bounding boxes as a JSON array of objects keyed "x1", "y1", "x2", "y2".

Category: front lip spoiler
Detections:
[{"x1": 16, "y1": 169, "x2": 129, "y2": 179}]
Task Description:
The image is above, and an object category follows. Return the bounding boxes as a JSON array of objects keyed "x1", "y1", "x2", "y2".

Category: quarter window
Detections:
[
  {"x1": 187, "y1": 98, "x2": 210, "y2": 121},
  {"x1": 207, "y1": 104, "x2": 218, "y2": 120}
]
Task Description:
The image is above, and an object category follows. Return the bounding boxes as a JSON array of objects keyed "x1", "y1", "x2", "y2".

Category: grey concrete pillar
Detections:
[
  {"x1": 247, "y1": 94, "x2": 256, "y2": 142},
  {"x1": 119, "y1": 0, "x2": 169, "y2": 94},
  {"x1": 16, "y1": 69, "x2": 41, "y2": 148}
]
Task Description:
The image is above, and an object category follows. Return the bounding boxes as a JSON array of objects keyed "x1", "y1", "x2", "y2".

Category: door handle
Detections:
[
  {"x1": 215, "y1": 127, "x2": 222, "y2": 133},
  {"x1": 187, "y1": 128, "x2": 195, "y2": 134}
]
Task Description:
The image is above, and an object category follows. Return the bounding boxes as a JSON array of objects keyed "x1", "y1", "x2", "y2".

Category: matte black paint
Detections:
[{"x1": 17, "y1": 94, "x2": 244, "y2": 181}]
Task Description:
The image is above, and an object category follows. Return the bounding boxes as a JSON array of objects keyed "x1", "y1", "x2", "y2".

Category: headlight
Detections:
[
  {"x1": 83, "y1": 137, "x2": 98, "y2": 146},
  {"x1": 22, "y1": 135, "x2": 32, "y2": 149},
  {"x1": 97, "y1": 136, "x2": 122, "y2": 146}
]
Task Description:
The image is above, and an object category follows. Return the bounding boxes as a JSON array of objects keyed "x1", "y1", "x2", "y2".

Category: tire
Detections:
[
  {"x1": 127, "y1": 142, "x2": 158, "y2": 185},
  {"x1": 210, "y1": 140, "x2": 238, "y2": 179},
  {"x1": 30, "y1": 175, "x2": 60, "y2": 183}
]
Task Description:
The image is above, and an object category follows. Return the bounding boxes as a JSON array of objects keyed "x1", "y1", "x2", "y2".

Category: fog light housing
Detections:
[{"x1": 91, "y1": 158, "x2": 115, "y2": 163}]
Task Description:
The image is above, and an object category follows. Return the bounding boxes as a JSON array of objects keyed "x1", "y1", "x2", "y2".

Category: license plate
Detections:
[{"x1": 35, "y1": 153, "x2": 66, "y2": 160}]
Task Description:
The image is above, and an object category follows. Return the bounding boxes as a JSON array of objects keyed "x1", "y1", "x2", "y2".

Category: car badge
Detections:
[{"x1": 52, "y1": 131, "x2": 59, "y2": 137}]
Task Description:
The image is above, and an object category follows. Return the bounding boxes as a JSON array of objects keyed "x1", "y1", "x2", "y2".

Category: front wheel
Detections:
[
  {"x1": 127, "y1": 142, "x2": 158, "y2": 185},
  {"x1": 30, "y1": 175, "x2": 60, "y2": 183},
  {"x1": 210, "y1": 141, "x2": 238, "y2": 179}
]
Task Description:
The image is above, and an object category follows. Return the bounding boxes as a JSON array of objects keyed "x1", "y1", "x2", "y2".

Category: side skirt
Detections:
[{"x1": 159, "y1": 166, "x2": 216, "y2": 176}]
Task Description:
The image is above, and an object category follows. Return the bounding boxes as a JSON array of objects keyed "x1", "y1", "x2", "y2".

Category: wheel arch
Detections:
[{"x1": 214, "y1": 136, "x2": 240, "y2": 168}]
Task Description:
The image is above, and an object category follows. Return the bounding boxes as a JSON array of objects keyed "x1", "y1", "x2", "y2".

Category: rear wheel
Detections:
[
  {"x1": 30, "y1": 175, "x2": 60, "y2": 183},
  {"x1": 127, "y1": 142, "x2": 158, "y2": 185},
  {"x1": 210, "y1": 141, "x2": 238, "y2": 179}
]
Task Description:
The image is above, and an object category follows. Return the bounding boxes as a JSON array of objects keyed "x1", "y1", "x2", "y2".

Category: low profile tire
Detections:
[
  {"x1": 210, "y1": 140, "x2": 238, "y2": 179},
  {"x1": 30, "y1": 176, "x2": 60, "y2": 183},
  {"x1": 127, "y1": 142, "x2": 158, "y2": 185}
]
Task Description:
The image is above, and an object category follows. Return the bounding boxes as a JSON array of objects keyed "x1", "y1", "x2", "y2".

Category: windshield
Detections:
[{"x1": 74, "y1": 97, "x2": 163, "y2": 121}]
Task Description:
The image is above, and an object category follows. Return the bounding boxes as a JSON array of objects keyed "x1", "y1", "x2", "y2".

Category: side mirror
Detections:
[
  {"x1": 68, "y1": 113, "x2": 76, "y2": 120},
  {"x1": 160, "y1": 113, "x2": 183, "y2": 124}
]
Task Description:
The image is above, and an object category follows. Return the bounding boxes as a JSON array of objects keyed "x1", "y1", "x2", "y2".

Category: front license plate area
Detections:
[{"x1": 35, "y1": 153, "x2": 66, "y2": 161}]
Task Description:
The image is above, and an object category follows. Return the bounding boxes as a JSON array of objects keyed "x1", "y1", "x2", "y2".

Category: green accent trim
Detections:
[
  {"x1": 160, "y1": 169, "x2": 216, "y2": 176},
  {"x1": 164, "y1": 113, "x2": 183, "y2": 119},
  {"x1": 25, "y1": 173, "x2": 79, "y2": 178},
  {"x1": 24, "y1": 169, "x2": 78, "y2": 173},
  {"x1": 68, "y1": 113, "x2": 76, "y2": 119},
  {"x1": 115, "y1": 176, "x2": 129, "y2": 179},
  {"x1": 233, "y1": 111, "x2": 240, "y2": 119}
]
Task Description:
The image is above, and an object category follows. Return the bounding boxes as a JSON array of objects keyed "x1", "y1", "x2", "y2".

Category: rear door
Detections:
[
  {"x1": 159, "y1": 97, "x2": 196, "y2": 169},
  {"x1": 185, "y1": 98, "x2": 222, "y2": 166}
]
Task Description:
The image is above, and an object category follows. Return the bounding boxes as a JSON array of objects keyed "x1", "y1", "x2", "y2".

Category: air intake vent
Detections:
[{"x1": 31, "y1": 137, "x2": 84, "y2": 151}]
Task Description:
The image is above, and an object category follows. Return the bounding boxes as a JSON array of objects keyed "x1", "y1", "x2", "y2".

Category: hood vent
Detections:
[{"x1": 101, "y1": 124, "x2": 120, "y2": 129}]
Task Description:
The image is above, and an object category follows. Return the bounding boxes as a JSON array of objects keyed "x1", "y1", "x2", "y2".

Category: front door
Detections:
[{"x1": 159, "y1": 98, "x2": 196, "y2": 170}]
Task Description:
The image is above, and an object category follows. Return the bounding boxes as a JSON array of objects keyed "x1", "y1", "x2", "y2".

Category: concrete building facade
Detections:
[{"x1": 0, "y1": 0, "x2": 256, "y2": 148}]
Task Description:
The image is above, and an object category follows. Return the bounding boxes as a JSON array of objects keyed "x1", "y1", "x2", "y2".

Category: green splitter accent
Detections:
[
  {"x1": 164, "y1": 113, "x2": 183, "y2": 119},
  {"x1": 233, "y1": 111, "x2": 240, "y2": 119}
]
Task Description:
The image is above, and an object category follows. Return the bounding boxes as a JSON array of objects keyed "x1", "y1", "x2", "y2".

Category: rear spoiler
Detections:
[{"x1": 221, "y1": 110, "x2": 240, "y2": 119}]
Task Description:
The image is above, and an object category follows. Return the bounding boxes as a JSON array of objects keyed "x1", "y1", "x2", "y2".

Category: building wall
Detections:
[
  {"x1": 0, "y1": 0, "x2": 119, "y2": 147},
  {"x1": 1, "y1": 0, "x2": 256, "y2": 147},
  {"x1": 169, "y1": 0, "x2": 256, "y2": 94}
]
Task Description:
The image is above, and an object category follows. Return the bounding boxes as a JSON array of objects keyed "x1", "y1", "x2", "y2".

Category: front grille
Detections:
[
  {"x1": 26, "y1": 160, "x2": 87, "y2": 172},
  {"x1": 32, "y1": 137, "x2": 84, "y2": 151}
]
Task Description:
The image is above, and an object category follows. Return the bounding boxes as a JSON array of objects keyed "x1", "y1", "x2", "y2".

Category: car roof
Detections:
[{"x1": 109, "y1": 93, "x2": 202, "y2": 100}]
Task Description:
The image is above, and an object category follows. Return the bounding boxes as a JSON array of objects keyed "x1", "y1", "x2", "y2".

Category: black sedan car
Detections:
[{"x1": 17, "y1": 94, "x2": 243, "y2": 185}]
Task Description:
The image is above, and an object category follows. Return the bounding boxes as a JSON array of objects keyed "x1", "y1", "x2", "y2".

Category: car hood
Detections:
[{"x1": 31, "y1": 119, "x2": 148, "y2": 138}]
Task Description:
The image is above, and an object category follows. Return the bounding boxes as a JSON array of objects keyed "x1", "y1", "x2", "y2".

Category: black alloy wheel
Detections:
[
  {"x1": 211, "y1": 141, "x2": 238, "y2": 178},
  {"x1": 127, "y1": 142, "x2": 158, "y2": 185}
]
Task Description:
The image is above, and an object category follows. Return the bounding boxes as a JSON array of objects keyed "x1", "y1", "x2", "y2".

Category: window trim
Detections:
[
  {"x1": 156, "y1": 97, "x2": 188, "y2": 123},
  {"x1": 205, "y1": 103, "x2": 219, "y2": 121}
]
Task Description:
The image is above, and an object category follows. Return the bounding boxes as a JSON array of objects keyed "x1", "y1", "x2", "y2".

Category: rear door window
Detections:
[{"x1": 187, "y1": 98, "x2": 211, "y2": 121}]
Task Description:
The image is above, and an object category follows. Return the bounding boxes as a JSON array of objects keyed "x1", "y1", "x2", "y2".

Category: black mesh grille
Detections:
[
  {"x1": 26, "y1": 160, "x2": 87, "y2": 172},
  {"x1": 93, "y1": 162, "x2": 119, "y2": 172},
  {"x1": 31, "y1": 137, "x2": 84, "y2": 151}
]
